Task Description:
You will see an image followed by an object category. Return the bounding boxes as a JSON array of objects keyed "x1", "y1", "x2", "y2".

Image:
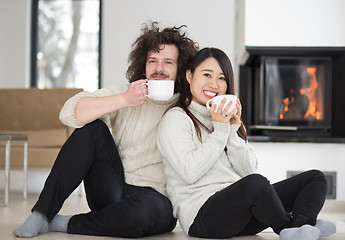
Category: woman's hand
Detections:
[
  {"x1": 230, "y1": 99, "x2": 242, "y2": 125},
  {"x1": 210, "y1": 98, "x2": 234, "y2": 124},
  {"x1": 123, "y1": 79, "x2": 148, "y2": 107},
  {"x1": 210, "y1": 98, "x2": 242, "y2": 125}
]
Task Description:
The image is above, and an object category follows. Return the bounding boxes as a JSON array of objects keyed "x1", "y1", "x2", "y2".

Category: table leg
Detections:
[{"x1": 5, "y1": 139, "x2": 11, "y2": 207}]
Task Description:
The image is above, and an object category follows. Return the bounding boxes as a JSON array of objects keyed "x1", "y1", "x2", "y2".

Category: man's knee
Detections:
[
  {"x1": 72, "y1": 119, "x2": 110, "y2": 140},
  {"x1": 82, "y1": 119, "x2": 108, "y2": 132}
]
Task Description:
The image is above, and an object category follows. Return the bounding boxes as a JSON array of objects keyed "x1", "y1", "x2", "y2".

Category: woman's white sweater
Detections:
[
  {"x1": 59, "y1": 84, "x2": 179, "y2": 196},
  {"x1": 157, "y1": 101, "x2": 258, "y2": 234}
]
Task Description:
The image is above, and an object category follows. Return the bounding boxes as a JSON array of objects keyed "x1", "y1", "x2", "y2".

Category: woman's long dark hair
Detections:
[{"x1": 173, "y1": 47, "x2": 248, "y2": 142}]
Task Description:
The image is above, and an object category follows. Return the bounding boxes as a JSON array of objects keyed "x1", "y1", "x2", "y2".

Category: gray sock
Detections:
[
  {"x1": 315, "y1": 219, "x2": 336, "y2": 237},
  {"x1": 280, "y1": 225, "x2": 321, "y2": 240},
  {"x1": 48, "y1": 214, "x2": 72, "y2": 232},
  {"x1": 13, "y1": 211, "x2": 49, "y2": 238}
]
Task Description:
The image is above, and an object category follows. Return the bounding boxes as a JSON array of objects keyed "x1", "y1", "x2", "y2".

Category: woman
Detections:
[{"x1": 157, "y1": 47, "x2": 336, "y2": 240}]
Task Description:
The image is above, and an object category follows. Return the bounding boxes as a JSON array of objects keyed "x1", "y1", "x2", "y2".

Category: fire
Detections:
[
  {"x1": 280, "y1": 97, "x2": 291, "y2": 119},
  {"x1": 279, "y1": 67, "x2": 322, "y2": 120},
  {"x1": 300, "y1": 67, "x2": 322, "y2": 120}
]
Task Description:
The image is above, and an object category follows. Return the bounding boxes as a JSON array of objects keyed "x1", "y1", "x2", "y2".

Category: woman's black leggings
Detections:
[
  {"x1": 32, "y1": 120, "x2": 176, "y2": 237},
  {"x1": 189, "y1": 170, "x2": 328, "y2": 239}
]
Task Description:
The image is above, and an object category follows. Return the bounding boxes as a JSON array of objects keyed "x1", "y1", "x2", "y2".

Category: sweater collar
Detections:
[
  {"x1": 146, "y1": 93, "x2": 180, "y2": 106},
  {"x1": 189, "y1": 101, "x2": 211, "y2": 118}
]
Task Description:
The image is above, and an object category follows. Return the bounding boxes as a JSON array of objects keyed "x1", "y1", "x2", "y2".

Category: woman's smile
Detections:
[{"x1": 203, "y1": 90, "x2": 217, "y2": 98}]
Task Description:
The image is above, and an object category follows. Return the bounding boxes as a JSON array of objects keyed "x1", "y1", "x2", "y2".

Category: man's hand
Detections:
[
  {"x1": 75, "y1": 79, "x2": 149, "y2": 124},
  {"x1": 123, "y1": 79, "x2": 148, "y2": 108}
]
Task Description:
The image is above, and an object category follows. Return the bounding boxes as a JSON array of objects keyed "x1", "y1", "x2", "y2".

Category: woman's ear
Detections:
[{"x1": 186, "y1": 70, "x2": 192, "y2": 84}]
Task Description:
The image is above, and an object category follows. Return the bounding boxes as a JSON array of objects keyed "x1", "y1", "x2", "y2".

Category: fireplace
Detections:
[{"x1": 239, "y1": 47, "x2": 345, "y2": 142}]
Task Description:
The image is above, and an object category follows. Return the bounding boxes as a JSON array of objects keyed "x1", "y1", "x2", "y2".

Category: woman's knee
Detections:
[
  {"x1": 244, "y1": 174, "x2": 270, "y2": 187},
  {"x1": 309, "y1": 169, "x2": 327, "y2": 182},
  {"x1": 307, "y1": 169, "x2": 328, "y2": 194},
  {"x1": 296, "y1": 170, "x2": 327, "y2": 189},
  {"x1": 243, "y1": 174, "x2": 272, "y2": 195}
]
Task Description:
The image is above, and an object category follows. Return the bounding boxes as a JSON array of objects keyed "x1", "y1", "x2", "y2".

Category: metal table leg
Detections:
[
  {"x1": 5, "y1": 139, "x2": 11, "y2": 207},
  {"x1": 1, "y1": 134, "x2": 28, "y2": 206}
]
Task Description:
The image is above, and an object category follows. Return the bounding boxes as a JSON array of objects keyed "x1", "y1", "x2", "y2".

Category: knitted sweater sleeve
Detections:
[
  {"x1": 59, "y1": 85, "x2": 128, "y2": 128},
  {"x1": 225, "y1": 124, "x2": 258, "y2": 177},
  {"x1": 157, "y1": 108, "x2": 231, "y2": 184}
]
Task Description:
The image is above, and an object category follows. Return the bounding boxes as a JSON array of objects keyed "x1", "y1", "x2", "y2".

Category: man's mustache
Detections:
[{"x1": 150, "y1": 73, "x2": 169, "y2": 78}]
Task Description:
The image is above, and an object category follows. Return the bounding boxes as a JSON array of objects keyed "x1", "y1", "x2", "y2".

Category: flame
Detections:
[
  {"x1": 279, "y1": 67, "x2": 322, "y2": 121},
  {"x1": 300, "y1": 67, "x2": 322, "y2": 120},
  {"x1": 280, "y1": 97, "x2": 291, "y2": 119}
]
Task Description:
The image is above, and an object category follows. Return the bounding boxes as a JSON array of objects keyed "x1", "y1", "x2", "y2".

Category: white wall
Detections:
[
  {"x1": 244, "y1": 0, "x2": 345, "y2": 47},
  {"x1": 235, "y1": 0, "x2": 345, "y2": 65},
  {"x1": 0, "y1": 0, "x2": 237, "y2": 89},
  {"x1": 252, "y1": 142, "x2": 345, "y2": 200},
  {"x1": 0, "y1": 0, "x2": 30, "y2": 88},
  {"x1": 102, "y1": 0, "x2": 236, "y2": 87}
]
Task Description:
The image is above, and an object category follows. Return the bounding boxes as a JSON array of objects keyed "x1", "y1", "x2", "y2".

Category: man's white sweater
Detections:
[
  {"x1": 59, "y1": 84, "x2": 179, "y2": 196},
  {"x1": 157, "y1": 101, "x2": 258, "y2": 234}
]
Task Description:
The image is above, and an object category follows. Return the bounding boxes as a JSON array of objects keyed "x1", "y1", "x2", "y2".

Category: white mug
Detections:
[
  {"x1": 144, "y1": 80, "x2": 174, "y2": 100},
  {"x1": 206, "y1": 94, "x2": 238, "y2": 115}
]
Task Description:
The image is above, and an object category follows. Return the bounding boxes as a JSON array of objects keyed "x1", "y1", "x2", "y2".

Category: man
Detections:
[{"x1": 14, "y1": 21, "x2": 198, "y2": 238}]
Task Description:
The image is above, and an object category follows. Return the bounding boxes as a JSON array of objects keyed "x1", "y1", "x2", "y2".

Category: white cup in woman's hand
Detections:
[{"x1": 206, "y1": 94, "x2": 238, "y2": 115}]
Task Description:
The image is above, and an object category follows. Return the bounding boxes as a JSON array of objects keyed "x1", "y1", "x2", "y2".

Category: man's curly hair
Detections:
[{"x1": 126, "y1": 21, "x2": 199, "y2": 93}]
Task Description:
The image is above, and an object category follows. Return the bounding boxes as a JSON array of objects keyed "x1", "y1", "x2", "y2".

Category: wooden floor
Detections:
[{"x1": 1, "y1": 193, "x2": 345, "y2": 240}]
